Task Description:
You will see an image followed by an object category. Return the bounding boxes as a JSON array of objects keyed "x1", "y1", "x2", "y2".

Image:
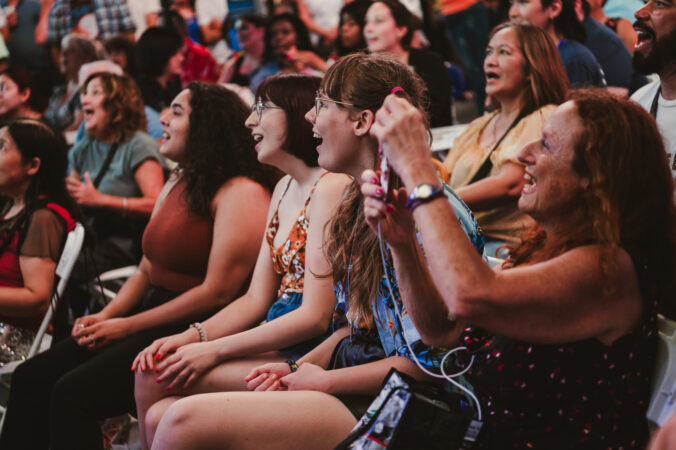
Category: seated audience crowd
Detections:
[{"x1": 0, "y1": 0, "x2": 672, "y2": 449}]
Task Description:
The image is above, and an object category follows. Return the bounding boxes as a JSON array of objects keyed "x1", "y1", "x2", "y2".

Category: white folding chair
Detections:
[
  {"x1": 647, "y1": 315, "x2": 676, "y2": 427},
  {"x1": 88, "y1": 265, "x2": 137, "y2": 304},
  {"x1": 0, "y1": 223, "x2": 85, "y2": 423}
]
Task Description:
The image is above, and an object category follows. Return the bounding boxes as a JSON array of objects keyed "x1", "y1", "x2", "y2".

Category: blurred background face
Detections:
[
  {"x1": 364, "y1": 2, "x2": 407, "y2": 53},
  {"x1": 108, "y1": 50, "x2": 128, "y2": 72},
  {"x1": 340, "y1": 13, "x2": 363, "y2": 48},
  {"x1": 0, "y1": 75, "x2": 27, "y2": 117},
  {"x1": 270, "y1": 19, "x2": 298, "y2": 55},
  {"x1": 60, "y1": 42, "x2": 85, "y2": 80},
  {"x1": 81, "y1": 77, "x2": 109, "y2": 137},
  {"x1": 0, "y1": 127, "x2": 33, "y2": 197},
  {"x1": 509, "y1": 0, "x2": 552, "y2": 30},
  {"x1": 236, "y1": 19, "x2": 264, "y2": 50}
]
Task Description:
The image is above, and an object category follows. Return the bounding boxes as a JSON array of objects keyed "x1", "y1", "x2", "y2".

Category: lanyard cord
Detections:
[{"x1": 650, "y1": 86, "x2": 661, "y2": 118}]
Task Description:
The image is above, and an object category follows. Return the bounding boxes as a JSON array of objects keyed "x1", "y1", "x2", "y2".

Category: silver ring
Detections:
[{"x1": 78, "y1": 323, "x2": 84, "y2": 328}]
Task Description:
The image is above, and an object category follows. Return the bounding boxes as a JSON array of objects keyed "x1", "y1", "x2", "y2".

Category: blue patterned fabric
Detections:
[
  {"x1": 332, "y1": 184, "x2": 485, "y2": 370},
  {"x1": 46, "y1": 0, "x2": 135, "y2": 44}
]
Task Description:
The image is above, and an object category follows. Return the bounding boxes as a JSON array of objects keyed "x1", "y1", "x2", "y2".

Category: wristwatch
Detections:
[{"x1": 406, "y1": 183, "x2": 445, "y2": 212}]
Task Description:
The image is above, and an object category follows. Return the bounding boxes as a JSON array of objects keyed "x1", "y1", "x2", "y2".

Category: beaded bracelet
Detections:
[{"x1": 190, "y1": 322, "x2": 207, "y2": 342}]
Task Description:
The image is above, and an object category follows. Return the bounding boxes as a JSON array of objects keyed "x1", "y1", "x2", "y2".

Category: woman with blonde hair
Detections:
[{"x1": 442, "y1": 22, "x2": 568, "y2": 255}]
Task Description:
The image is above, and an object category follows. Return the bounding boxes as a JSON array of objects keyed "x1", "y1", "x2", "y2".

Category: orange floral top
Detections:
[{"x1": 266, "y1": 173, "x2": 326, "y2": 296}]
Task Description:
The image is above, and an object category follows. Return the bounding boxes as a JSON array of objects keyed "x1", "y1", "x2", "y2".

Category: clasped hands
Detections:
[
  {"x1": 65, "y1": 172, "x2": 105, "y2": 207},
  {"x1": 244, "y1": 361, "x2": 331, "y2": 393}
]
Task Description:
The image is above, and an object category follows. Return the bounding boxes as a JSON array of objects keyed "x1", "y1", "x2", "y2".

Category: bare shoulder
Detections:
[
  {"x1": 209, "y1": 176, "x2": 273, "y2": 222},
  {"x1": 312, "y1": 172, "x2": 351, "y2": 204},
  {"x1": 212, "y1": 176, "x2": 272, "y2": 206}
]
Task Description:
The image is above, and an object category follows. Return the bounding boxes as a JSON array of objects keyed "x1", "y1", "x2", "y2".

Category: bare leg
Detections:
[
  {"x1": 135, "y1": 352, "x2": 285, "y2": 449},
  {"x1": 151, "y1": 391, "x2": 357, "y2": 450},
  {"x1": 144, "y1": 397, "x2": 181, "y2": 449}
]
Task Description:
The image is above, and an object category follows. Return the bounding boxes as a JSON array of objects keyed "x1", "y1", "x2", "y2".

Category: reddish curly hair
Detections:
[{"x1": 508, "y1": 89, "x2": 676, "y2": 316}]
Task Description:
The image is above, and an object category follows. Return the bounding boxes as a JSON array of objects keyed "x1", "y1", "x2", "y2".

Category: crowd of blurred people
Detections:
[{"x1": 0, "y1": 0, "x2": 672, "y2": 449}]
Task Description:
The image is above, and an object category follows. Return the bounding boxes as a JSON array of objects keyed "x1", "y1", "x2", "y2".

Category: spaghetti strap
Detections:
[
  {"x1": 275, "y1": 176, "x2": 294, "y2": 211},
  {"x1": 300, "y1": 171, "x2": 328, "y2": 213}
]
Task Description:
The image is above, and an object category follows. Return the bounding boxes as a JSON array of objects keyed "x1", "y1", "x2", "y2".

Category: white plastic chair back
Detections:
[
  {"x1": 0, "y1": 223, "x2": 84, "y2": 425},
  {"x1": 647, "y1": 315, "x2": 676, "y2": 426},
  {"x1": 26, "y1": 223, "x2": 85, "y2": 357}
]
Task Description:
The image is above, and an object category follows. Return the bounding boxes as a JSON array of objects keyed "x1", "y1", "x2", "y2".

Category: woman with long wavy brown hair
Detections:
[{"x1": 362, "y1": 87, "x2": 675, "y2": 448}]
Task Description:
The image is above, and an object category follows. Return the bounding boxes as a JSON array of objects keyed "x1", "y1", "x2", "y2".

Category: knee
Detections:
[
  {"x1": 152, "y1": 398, "x2": 206, "y2": 449},
  {"x1": 134, "y1": 369, "x2": 165, "y2": 408},
  {"x1": 144, "y1": 401, "x2": 167, "y2": 440}
]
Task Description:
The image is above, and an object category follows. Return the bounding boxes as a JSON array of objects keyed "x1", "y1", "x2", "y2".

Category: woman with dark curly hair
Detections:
[
  {"x1": 0, "y1": 82, "x2": 276, "y2": 450},
  {"x1": 133, "y1": 74, "x2": 350, "y2": 449}
]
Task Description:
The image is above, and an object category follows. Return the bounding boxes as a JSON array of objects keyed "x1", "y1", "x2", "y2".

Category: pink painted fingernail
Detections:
[
  {"x1": 156, "y1": 377, "x2": 162, "y2": 383},
  {"x1": 371, "y1": 177, "x2": 379, "y2": 184},
  {"x1": 375, "y1": 188, "x2": 384, "y2": 196},
  {"x1": 387, "y1": 204, "x2": 395, "y2": 212},
  {"x1": 155, "y1": 353, "x2": 162, "y2": 360}
]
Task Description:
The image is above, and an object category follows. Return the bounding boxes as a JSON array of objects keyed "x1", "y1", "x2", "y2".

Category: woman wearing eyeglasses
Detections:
[{"x1": 133, "y1": 73, "x2": 350, "y2": 450}]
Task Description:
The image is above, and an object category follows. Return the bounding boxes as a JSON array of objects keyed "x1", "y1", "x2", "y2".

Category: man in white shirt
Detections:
[
  {"x1": 127, "y1": 0, "x2": 161, "y2": 39},
  {"x1": 631, "y1": 0, "x2": 676, "y2": 192},
  {"x1": 195, "y1": 0, "x2": 230, "y2": 63}
]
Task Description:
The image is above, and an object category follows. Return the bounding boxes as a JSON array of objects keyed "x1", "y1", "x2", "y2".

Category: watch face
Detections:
[{"x1": 418, "y1": 185, "x2": 433, "y2": 197}]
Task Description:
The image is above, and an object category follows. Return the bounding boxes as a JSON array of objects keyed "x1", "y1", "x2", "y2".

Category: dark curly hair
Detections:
[
  {"x1": 82, "y1": 72, "x2": 146, "y2": 143},
  {"x1": 181, "y1": 82, "x2": 279, "y2": 216},
  {"x1": 255, "y1": 73, "x2": 321, "y2": 167}
]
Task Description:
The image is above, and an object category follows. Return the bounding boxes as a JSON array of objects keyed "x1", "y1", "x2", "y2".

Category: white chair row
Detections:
[{"x1": 0, "y1": 223, "x2": 85, "y2": 428}]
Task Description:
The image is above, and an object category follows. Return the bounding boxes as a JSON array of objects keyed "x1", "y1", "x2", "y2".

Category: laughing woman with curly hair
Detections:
[{"x1": 0, "y1": 82, "x2": 277, "y2": 450}]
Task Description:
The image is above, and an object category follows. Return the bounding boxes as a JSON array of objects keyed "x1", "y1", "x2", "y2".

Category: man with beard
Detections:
[{"x1": 631, "y1": 0, "x2": 676, "y2": 192}]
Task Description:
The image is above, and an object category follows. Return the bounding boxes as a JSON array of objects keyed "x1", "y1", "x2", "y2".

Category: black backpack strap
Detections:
[
  {"x1": 469, "y1": 112, "x2": 526, "y2": 185},
  {"x1": 92, "y1": 142, "x2": 120, "y2": 188}
]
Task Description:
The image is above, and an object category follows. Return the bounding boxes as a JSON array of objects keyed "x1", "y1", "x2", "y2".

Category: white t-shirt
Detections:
[
  {"x1": 195, "y1": 0, "x2": 228, "y2": 26},
  {"x1": 127, "y1": 0, "x2": 161, "y2": 39},
  {"x1": 194, "y1": 0, "x2": 230, "y2": 63},
  {"x1": 632, "y1": 80, "x2": 676, "y2": 197}
]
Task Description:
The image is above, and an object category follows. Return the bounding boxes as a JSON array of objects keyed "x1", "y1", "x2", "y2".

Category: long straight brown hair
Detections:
[{"x1": 321, "y1": 53, "x2": 427, "y2": 329}]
